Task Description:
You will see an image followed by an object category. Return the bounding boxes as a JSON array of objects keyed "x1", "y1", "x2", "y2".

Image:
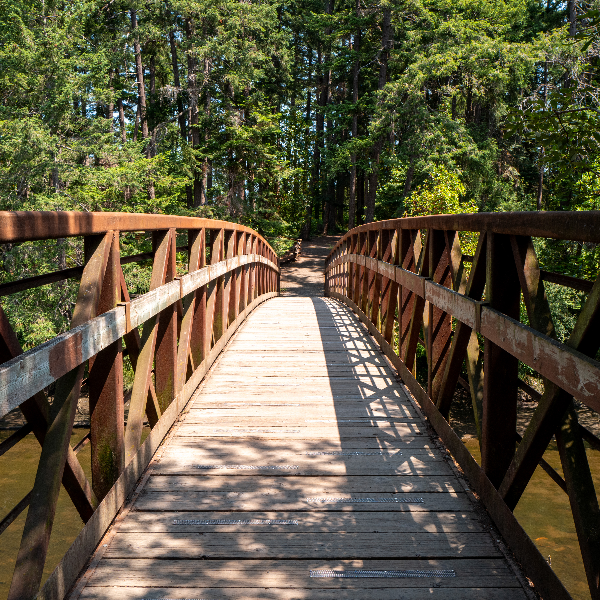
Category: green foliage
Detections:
[
  {"x1": 0, "y1": 0, "x2": 598, "y2": 356},
  {"x1": 403, "y1": 165, "x2": 471, "y2": 217}
]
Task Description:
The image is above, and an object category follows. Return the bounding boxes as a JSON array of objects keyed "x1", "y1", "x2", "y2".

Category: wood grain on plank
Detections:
[
  {"x1": 117, "y1": 510, "x2": 482, "y2": 532},
  {"x1": 144, "y1": 475, "x2": 461, "y2": 492},
  {"x1": 79, "y1": 586, "x2": 528, "y2": 599},
  {"x1": 84, "y1": 558, "x2": 523, "y2": 588}
]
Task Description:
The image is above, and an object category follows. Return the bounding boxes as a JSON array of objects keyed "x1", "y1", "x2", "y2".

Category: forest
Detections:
[{"x1": 0, "y1": 0, "x2": 599, "y2": 348}]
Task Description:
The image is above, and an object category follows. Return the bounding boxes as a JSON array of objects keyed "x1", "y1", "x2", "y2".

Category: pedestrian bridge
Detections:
[{"x1": 0, "y1": 211, "x2": 598, "y2": 600}]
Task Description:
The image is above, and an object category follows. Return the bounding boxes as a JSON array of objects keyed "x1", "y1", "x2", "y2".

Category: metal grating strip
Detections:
[
  {"x1": 212, "y1": 429, "x2": 301, "y2": 433},
  {"x1": 173, "y1": 519, "x2": 298, "y2": 525},
  {"x1": 306, "y1": 497, "x2": 423, "y2": 503},
  {"x1": 305, "y1": 451, "x2": 397, "y2": 456},
  {"x1": 191, "y1": 465, "x2": 299, "y2": 470},
  {"x1": 306, "y1": 419, "x2": 393, "y2": 423},
  {"x1": 310, "y1": 569, "x2": 455, "y2": 578}
]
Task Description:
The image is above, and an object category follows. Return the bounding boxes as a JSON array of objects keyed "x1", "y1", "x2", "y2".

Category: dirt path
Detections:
[{"x1": 279, "y1": 235, "x2": 339, "y2": 297}]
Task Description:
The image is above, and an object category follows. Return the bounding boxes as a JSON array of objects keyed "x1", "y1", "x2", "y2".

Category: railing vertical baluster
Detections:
[
  {"x1": 212, "y1": 228, "x2": 226, "y2": 343},
  {"x1": 154, "y1": 228, "x2": 178, "y2": 413},
  {"x1": 402, "y1": 230, "x2": 427, "y2": 372},
  {"x1": 435, "y1": 233, "x2": 487, "y2": 420},
  {"x1": 232, "y1": 232, "x2": 244, "y2": 319},
  {"x1": 342, "y1": 235, "x2": 355, "y2": 298},
  {"x1": 481, "y1": 232, "x2": 521, "y2": 488},
  {"x1": 352, "y1": 233, "x2": 360, "y2": 305},
  {"x1": 88, "y1": 231, "x2": 124, "y2": 500},
  {"x1": 261, "y1": 241, "x2": 265, "y2": 294},
  {"x1": 427, "y1": 229, "x2": 453, "y2": 400},
  {"x1": 223, "y1": 231, "x2": 236, "y2": 332},
  {"x1": 397, "y1": 228, "x2": 412, "y2": 357},
  {"x1": 249, "y1": 235, "x2": 255, "y2": 300},
  {"x1": 240, "y1": 233, "x2": 250, "y2": 311},
  {"x1": 382, "y1": 229, "x2": 399, "y2": 345},
  {"x1": 259, "y1": 239, "x2": 264, "y2": 296},
  {"x1": 366, "y1": 230, "x2": 377, "y2": 320},
  {"x1": 359, "y1": 232, "x2": 369, "y2": 314},
  {"x1": 125, "y1": 229, "x2": 173, "y2": 460},
  {"x1": 337, "y1": 241, "x2": 343, "y2": 295},
  {"x1": 373, "y1": 229, "x2": 387, "y2": 332},
  {"x1": 178, "y1": 228, "x2": 206, "y2": 393}
]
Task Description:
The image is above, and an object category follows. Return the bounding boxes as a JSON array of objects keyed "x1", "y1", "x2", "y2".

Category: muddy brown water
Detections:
[{"x1": 0, "y1": 426, "x2": 151, "y2": 600}]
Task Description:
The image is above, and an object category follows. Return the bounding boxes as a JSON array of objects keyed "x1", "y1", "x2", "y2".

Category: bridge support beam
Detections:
[{"x1": 481, "y1": 233, "x2": 521, "y2": 488}]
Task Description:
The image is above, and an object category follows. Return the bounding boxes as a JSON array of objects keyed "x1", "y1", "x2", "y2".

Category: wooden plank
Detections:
[
  {"x1": 133, "y1": 491, "x2": 470, "y2": 512},
  {"x1": 104, "y1": 531, "x2": 502, "y2": 559},
  {"x1": 83, "y1": 558, "x2": 523, "y2": 589},
  {"x1": 117, "y1": 510, "x2": 481, "y2": 532},
  {"x1": 185, "y1": 406, "x2": 420, "y2": 418},
  {"x1": 153, "y1": 460, "x2": 454, "y2": 476},
  {"x1": 144, "y1": 475, "x2": 462, "y2": 493},
  {"x1": 80, "y1": 586, "x2": 528, "y2": 599},
  {"x1": 174, "y1": 424, "x2": 429, "y2": 438},
  {"x1": 164, "y1": 437, "x2": 438, "y2": 451}
]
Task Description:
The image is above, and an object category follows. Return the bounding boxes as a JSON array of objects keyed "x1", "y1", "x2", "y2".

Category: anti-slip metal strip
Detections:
[
  {"x1": 305, "y1": 451, "x2": 397, "y2": 456},
  {"x1": 309, "y1": 569, "x2": 456, "y2": 578},
  {"x1": 306, "y1": 419, "x2": 393, "y2": 423},
  {"x1": 212, "y1": 429, "x2": 301, "y2": 433},
  {"x1": 191, "y1": 465, "x2": 299, "y2": 470},
  {"x1": 306, "y1": 497, "x2": 423, "y2": 503},
  {"x1": 173, "y1": 519, "x2": 298, "y2": 525}
]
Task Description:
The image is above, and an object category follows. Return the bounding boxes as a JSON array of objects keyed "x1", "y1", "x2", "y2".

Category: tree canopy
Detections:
[{"x1": 1, "y1": 0, "x2": 599, "y2": 347}]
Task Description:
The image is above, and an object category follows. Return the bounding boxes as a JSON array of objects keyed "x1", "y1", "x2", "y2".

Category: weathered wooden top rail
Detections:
[
  {"x1": 325, "y1": 211, "x2": 600, "y2": 600},
  {"x1": 0, "y1": 212, "x2": 279, "y2": 600}
]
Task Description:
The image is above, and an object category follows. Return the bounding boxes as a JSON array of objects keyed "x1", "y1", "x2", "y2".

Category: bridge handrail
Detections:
[
  {"x1": 324, "y1": 211, "x2": 600, "y2": 600},
  {"x1": 0, "y1": 212, "x2": 280, "y2": 600}
]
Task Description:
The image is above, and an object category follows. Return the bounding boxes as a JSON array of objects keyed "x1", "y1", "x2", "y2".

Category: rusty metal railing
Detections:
[
  {"x1": 0, "y1": 212, "x2": 280, "y2": 600},
  {"x1": 324, "y1": 212, "x2": 600, "y2": 600}
]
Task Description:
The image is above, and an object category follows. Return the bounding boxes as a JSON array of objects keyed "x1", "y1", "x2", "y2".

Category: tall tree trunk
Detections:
[
  {"x1": 168, "y1": 28, "x2": 187, "y2": 140},
  {"x1": 402, "y1": 158, "x2": 414, "y2": 205},
  {"x1": 117, "y1": 97, "x2": 126, "y2": 143},
  {"x1": 300, "y1": 50, "x2": 313, "y2": 240},
  {"x1": 133, "y1": 100, "x2": 139, "y2": 142},
  {"x1": 537, "y1": 61, "x2": 548, "y2": 211},
  {"x1": 356, "y1": 170, "x2": 365, "y2": 224},
  {"x1": 365, "y1": 7, "x2": 392, "y2": 223},
  {"x1": 168, "y1": 25, "x2": 192, "y2": 205},
  {"x1": 336, "y1": 175, "x2": 345, "y2": 226},
  {"x1": 201, "y1": 80, "x2": 210, "y2": 207},
  {"x1": 322, "y1": 0, "x2": 334, "y2": 231},
  {"x1": 349, "y1": 14, "x2": 361, "y2": 230},
  {"x1": 107, "y1": 70, "x2": 114, "y2": 134},
  {"x1": 130, "y1": 9, "x2": 154, "y2": 199},
  {"x1": 313, "y1": 45, "x2": 324, "y2": 221},
  {"x1": 184, "y1": 18, "x2": 205, "y2": 209},
  {"x1": 568, "y1": 0, "x2": 577, "y2": 37},
  {"x1": 130, "y1": 10, "x2": 148, "y2": 141}
]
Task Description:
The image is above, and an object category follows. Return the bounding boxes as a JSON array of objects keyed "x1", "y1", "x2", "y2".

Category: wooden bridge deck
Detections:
[{"x1": 71, "y1": 297, "x2": 530, "y2": 600}]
